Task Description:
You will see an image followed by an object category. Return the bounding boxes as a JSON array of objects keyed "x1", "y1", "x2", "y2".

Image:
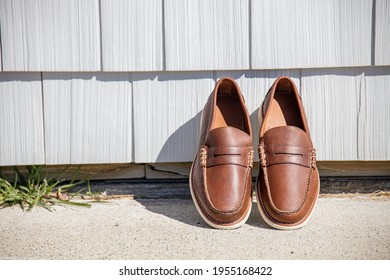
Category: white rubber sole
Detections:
[
  {"x1": 255, "y1": 174, "x2": 320, "y2": 230},
  {"x1": 189, "y1": 162, "x2": 252, "y2": 230}
]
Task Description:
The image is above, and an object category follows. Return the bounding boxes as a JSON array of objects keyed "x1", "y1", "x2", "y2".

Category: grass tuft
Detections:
[{"x1": 0, "y1": 165, "x2": 91, "y2": 211}]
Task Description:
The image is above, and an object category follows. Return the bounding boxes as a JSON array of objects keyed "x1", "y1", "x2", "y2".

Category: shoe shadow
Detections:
[
  {"x1": 155, "y1": 106, "x2": 202, "y2": 163},
  {"x1": 137, "y1": 197, "x2": 270, "y2": 230},
  {"x1": 246, "y1": 201, "x2": 270, "y2": 229},
  {"x1": 136, "y1": 198, "x2": 213, "y2": 229}
]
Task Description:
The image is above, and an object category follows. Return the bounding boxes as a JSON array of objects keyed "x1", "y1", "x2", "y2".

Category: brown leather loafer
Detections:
[
  {"x1": 256, "y1": 76, "x2": 319, "y2": 230},
  {"x1": 190, "y1": 77, "x2": 254, "y2": 229}
]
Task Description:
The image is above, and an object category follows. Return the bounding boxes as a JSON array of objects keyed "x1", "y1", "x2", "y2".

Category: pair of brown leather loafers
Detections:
[{"x1": 189, "y1": 77, "x2": 320, "y2": 230}]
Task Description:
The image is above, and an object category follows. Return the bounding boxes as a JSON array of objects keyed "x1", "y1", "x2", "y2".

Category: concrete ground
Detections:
[{"x1": 0, "y1": 195, "x2": 389, "y2": 260}]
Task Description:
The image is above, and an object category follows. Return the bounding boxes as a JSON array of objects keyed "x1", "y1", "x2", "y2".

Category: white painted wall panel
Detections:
[
  {"x1": 252, "y1": 0, "x2": 372, "y2": 69},
  {"x1": 0, "y1": 0, "x2": 100, "y2": 71},
  {"x1": 133, "y1": 72, "x2": 215, "y2": 162},
  {"x1": 375, "y1": 0, "x2": 390, "y2": 65},
  {"x1": 301, "y1": 69, "x2": 363, "y2": 160},
  {"x1": 42, "y1": 74, "x2": 72, "y2": 164},
  {"x1": 0, "y1": 73, "x2": 45, "y2": 166},
  {"x1": 0, "y1": 36, "x2": 2, "y2": 71},
  {"x1": 359, "y1": 67, "x2": 390, "y2": 160},
  {"x1": 216, "y1": 70, "x2": 301, "y2": 160},
  {"x1": 43, "y1": 73, "x2": 132, "y2": 164},
  {"x1": 101, "y1": 0, "x2": 163, "y2": 71},
  {"x1": 165, "y1": 0, "x2": 249, "y2": 70}
]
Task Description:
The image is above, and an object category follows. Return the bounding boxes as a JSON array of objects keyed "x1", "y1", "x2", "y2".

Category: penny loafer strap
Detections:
[
  {"x1": 200, "y1": 145, "x2": 254, "y2": 168},
  {"x1": 259, "y1": 144, "x2": 316, "y2": 168}
]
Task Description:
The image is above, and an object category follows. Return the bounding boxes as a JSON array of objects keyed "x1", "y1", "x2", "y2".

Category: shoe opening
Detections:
[{"x1": 213, "y1": 79, "x2": 250, "y2": 134}]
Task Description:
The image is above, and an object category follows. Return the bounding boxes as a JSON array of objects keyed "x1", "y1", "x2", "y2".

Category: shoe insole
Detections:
[
  {"x1": 213, "y1": 95, "x2": 245, "y2": 131},
  {"x1": 265, "y1": 92, "x2": 304, "y2": 132}
]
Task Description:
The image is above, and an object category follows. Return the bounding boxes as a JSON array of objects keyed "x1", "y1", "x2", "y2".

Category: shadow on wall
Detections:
[
  {"x1": 0, "y1": 72, "x2": 42, "y2": 82},
  {"x1": 156, "y1": 111, "x2": 202, "y2": 162},
  {"x1": 42, "y1": 72, "x2": 132, "y2": 82},
  {"x1": 250, "y1": 107, "x2": 261, "y2": 160},
  {"x1": 155, "y1": 107, "x2": 261, "y2": 162}
]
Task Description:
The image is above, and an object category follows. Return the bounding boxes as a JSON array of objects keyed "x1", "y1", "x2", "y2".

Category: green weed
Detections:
[{"x1": 0, "y1": 166, "x2": 91, "y2": 211}]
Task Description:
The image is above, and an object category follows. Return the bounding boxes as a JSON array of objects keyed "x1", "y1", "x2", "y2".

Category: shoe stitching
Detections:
[
  {"x1": 201, "y1": 147, "x2": 252, "y2": 216},
  {"x1": 256, "y1": 180, "x2": 317, "y2": 225},
  {"x1": 191, "y1": 158, "x2": 251, "y2": 226}
]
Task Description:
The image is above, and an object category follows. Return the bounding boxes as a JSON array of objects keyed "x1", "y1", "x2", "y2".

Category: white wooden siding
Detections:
[
  {"x1": 251, "y1": 0, "x2": 373, "y2": 69},
  {"x1": 42, "y1": 74, "x2": 72, "y2": 164},
  {"x1": 0, "y1": 73, "x2": 45, "y2": 166},
  {"x1": 0, "y1": 0, "x2": 100, "y2": 71},
  {"x1": 43, "y1": 73, "x2": 132, "y2": 164},
  {"x1": 301, "y1": 68, "x2": 363, "y2": 160},
  {"x1": 0, "y1": 38, "x2": 2, "y2": 71},
  {"x1": 164, "y1": 0, "x2": 250, "y2": 70},
  {"x1": 359, "y1": 67, "x2": 390, "y2": 160},
  {"x1": 0, "y1": 0, "x2": 389, "y2": 166},
  {"x1": 301, "y1": 67, "x2": 390, "y2": 161},
  {"x1": 132, "y1": 72, "x2": 215, "y2": 162},
  {"x1": 375, "y1": 0, "x2": 390, "y2": 65},
  {"x1": 101, "y1": 0, "x2": 163, "y2": 71}
]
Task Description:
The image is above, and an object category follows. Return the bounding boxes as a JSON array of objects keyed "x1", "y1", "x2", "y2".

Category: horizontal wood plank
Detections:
[
  {"x1": 251, "y1": 0, "x2": 372, "y2": 69},
  {"x1": 101, "y1": 0, "x2": 163, "y2": 71},
  {"x1": 146, "y1": 163, "x2": 189, "y2": 179},
  {"x1": 3, "y1": 162, "x2": 388, "y2": 182},
  {"x1": 317, "y1": 161, "x2": 390, "y2": 177},
  {"x1": 0, "y1": 73, "x2": 45, "y2": 166},
  {"x1": 43, "y1": 73, "x2": 132, "y2": 164},
  {"x1": 164, "y1": 0, "x2": 250, "y2": 70},
  {"x1": 0, "y1": 0, "x2": 100, "y2": 71},
  {"x1": 0, "y1": 164, "x2": 145, "y2": 181}
]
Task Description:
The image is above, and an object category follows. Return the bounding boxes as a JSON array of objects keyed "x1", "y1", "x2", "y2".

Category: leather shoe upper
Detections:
[
  {"x1": 190, "y1": 77, "x2": 253, "y2": 229},
  {"x1": 256, "y1": 76, "x2": 319, "y2": 229}
]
